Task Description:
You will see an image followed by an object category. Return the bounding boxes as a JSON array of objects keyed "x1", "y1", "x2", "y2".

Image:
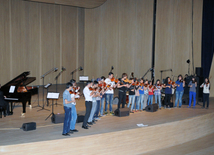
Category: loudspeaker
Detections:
[
  {"x1": 76, "y1": 115, "x2": 84, "y2": 123},
  {"x1": 145, "y1": 104, "x2": 158, "y2": 112},
  {"x1": 114, "y1": 108, "x2": 130, "y2": 117},
  {"x1": 182, "y1": 98, "x2": 189, "y2": 105},
  {"x1": 51, "y1": 113, "x2": 64, "y2": 124},
  {"x1": 22, "y1": 122, "x2": 36, "y2": 131},
  {"x1": 196, "y1": 67, "x2": 203, "y2": 77}
]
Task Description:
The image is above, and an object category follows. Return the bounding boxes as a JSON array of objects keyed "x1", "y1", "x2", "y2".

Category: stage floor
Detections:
[{"x1": 0, "y1": 85, "x2": 213, "y2": 148}]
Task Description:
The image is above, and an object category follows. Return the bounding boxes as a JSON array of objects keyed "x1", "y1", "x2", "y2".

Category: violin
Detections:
[
  {"x1": 111, "y1": 77, "x2": 119, "y2": 83},
  {"x1": 168, "y1": 80, "x2": 175, "y2": 85},
  {"x1": 123, "y1": 79, "x2": 132, "y2": 83}
]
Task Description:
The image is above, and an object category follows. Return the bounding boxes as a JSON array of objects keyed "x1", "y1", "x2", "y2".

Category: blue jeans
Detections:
[
  {"x1": 105, "y1": 94, "x2": 113, "y2": 112},
  {"x1": 127, "y1": 95, "x2": 135, "y2": 111},
  {"x1": 140, "y1": 94, "x2": 144, "y2": 110},
  {"x1": 88, "y1": 100, "x2": 97, "y2": 122},
  {"x1": 189, "y1": 91, "x2": 196, "y2": 107},
  {"x1": 135, "y1": 96, "x2": 140, "y2": 110},
  {"x1": 62, "y1": 106, "x2": 71, "y2": 134},
  {"x1": 70, "y1": 104, "x2": 77, "y2": 130},
  {"x1": 100, "y1": 95, "x2": 105, "y2": 115},
  {"x1": 94, "y1": 100, "x2": 100, "y2": 118},
  {"x1": 147, "y1": 95, "x2": 153, "y2": 105},
  {"x1": 175, "y1": 90, "x2": 184, "y2": 107},
  {"x1": 155, "y1": 94, "x2": 161, "y2": 108}
]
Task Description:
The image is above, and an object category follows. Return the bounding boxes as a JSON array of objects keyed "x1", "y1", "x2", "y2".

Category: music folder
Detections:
[{"x1": 47, "y1": 92, "x2": 59, "y2": 99}]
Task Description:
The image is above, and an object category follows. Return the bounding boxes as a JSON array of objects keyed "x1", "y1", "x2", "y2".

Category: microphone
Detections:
[
  {"x1": 62, "y1": 66, "x2": 66, "y2": 71},
  {"x1": 79, "y1": 66, "x2": 83, "y2": 71},
  {"x1": 54, "y1": 68, "x2": 58, "y2": 72}
]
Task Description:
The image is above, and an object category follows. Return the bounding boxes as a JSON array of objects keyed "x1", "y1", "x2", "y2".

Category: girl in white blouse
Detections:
[{"x1": 200, "y1": 78, "x2": 210, "y2": 109}]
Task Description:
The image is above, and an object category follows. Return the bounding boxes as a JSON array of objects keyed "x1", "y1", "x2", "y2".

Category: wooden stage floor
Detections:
[{"x1": 0, "y1": 85, "x2": 214, "y2": 154}]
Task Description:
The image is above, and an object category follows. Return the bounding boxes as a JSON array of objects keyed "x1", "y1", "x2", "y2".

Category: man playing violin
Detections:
[
  {"x1": 117, "y1": 73, "x2": 131, "y2": 109},
  {"x1": 104, "y1": 72, "x2": 117, "y2": 115}
]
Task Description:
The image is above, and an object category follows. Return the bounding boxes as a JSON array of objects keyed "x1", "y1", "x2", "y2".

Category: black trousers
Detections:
[
  {"x1": 118, "y1": 91, "x2": 126, "y2": 109},
  {"x1": 203, "y1": 93, "x2": 209, "y2": 108},
  {"x1": 165, "y1": 94, "x2": 171, "y2": 107},
  {"x1": 83, "y1": 101, "x2": 92, "y2": 127}
]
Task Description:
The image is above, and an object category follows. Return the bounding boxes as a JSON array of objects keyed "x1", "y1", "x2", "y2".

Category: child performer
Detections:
[
  {"x1": 154, "y1": 79, "x2": 162, "y2": 109},
  {"x1": 200, "y1": 78, "x2": 210, "y2": 109}
]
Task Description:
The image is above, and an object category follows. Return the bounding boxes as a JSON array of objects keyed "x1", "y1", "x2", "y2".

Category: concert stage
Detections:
[{"x1": 0, "y1": 85, "x2": 214, "y2": 154}]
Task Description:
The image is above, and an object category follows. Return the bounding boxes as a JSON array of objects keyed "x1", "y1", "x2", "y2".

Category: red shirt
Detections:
[{"x1": 148, "y1": 88, "x2": 154, "y2": 95}]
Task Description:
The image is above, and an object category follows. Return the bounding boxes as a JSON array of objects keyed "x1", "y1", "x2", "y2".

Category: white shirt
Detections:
[
  {"x1": 83, "y1": 87, "x2": 92, "y2": 101},
  {"x1": 200, "y1": 83, "x2": 210, "y2": 94},
  {"x1": 105, "y1": 78, "x2": 115, "y2": 94}
]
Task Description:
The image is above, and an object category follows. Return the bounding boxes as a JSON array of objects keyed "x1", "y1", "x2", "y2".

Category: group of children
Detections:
[{"x1": 62, "y1": 72, "x2": 211, "y2": 134}]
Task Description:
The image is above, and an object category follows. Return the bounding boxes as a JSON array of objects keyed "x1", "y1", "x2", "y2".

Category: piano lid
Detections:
[{"x1": 1, "y1": 71, "x2": 35, "y2": 88}]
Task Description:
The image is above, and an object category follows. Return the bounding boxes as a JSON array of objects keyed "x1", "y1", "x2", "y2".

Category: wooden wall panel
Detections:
[
  {"x1": 134, "y1": 0, "x2": 153, "y2": 79},
  {"x1": 99, "y1": 0, "x2": 119, "y2": 77},
  {"x1": 41, "y1": 4, "x2": 60, "y2": 85},
  {"x1": 84, "y1": 0, "x2": 154, "y2": 79},
  {"x1": 0, "y1": 0, "x2": 84, "y2": 86},
  {"x1": 61, "y1": 5, "x2": 78, "y2": 82},
  {"x1": 193, "y1": 0, "x2": 203, "y2": 70},
  {"x1": 155, "y1": 0, "x2": 202, "y2": 82},
  {"x1": 0, "y1": 0, "x2": 10, "y2": 85}
]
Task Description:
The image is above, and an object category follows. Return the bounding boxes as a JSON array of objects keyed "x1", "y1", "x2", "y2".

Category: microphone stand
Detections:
[
  {"x1": 38, "y1": 67, "x2": 57, "y2": 112},
  {"x1": 142, "y1": 68, "x2": 152, "y2": 79},
  {"x1": 70, "y1": 67, "x2": 83, "y2": 79},
  {"x1": 54, "y1": 70, "x2": 64, "y2": 106},
  {"x1": 71, "y1": 68, "x2": 78, "y2": 80},
  {"x1": 160, "y1": 69, "x2": 172, "y2": 83}
]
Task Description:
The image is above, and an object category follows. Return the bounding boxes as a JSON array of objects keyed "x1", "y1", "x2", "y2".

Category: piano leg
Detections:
[
  {"x1": 9, "y1": 102, "x2": 13, "y2": 114},
  {"x1": 22, "y1": 101, "x2": 27, "y2": 113}
]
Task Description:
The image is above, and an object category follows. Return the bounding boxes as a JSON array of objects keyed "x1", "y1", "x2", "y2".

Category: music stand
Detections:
[
  {"x1": 45, "y1": 92, "x2": 59, "y2": 121},
  {"x1": 38, "y1": 67, "x2": 57, "y2": 112}
]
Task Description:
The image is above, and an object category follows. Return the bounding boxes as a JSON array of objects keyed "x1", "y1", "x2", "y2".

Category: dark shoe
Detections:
[
  {"x1": 86, "y1": 125, "x2": 91, "y2": 128},
  {"x1": 71, "y1": 129, "x2": 78, "y2": 132},
  {"x1": 179, "y1": 106, "x2": 181, "y2": 108},
  {"x1": 82, "y1": 126, "x2": 88, "y2": 129},
  {"x1": 69, "y1": 130, "x2": 73, "y2": 134},
  {"x1": 206, "y1": 107, "x2": 209, "y2": 109},
  {"x1": 87, "y1": 122, "x2": 93, "y2": 125},
  {"x1": 192, "y1": 106, "x2": 195, "y2": 109},
  {"x1": 62, "y1": 133, "x2": 70, "y2": 136}
]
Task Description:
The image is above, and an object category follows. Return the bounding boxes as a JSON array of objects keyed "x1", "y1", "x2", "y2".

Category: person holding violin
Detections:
[
  {"x1": 174, "y1": 75, "x2": 185, "y2": 108},
  {"x1": 147, "y1": 81, "x2": 154, "y2": 105},
  {"x1": 134, "y1": 80, "x2": 140, "y2": 112},
  {"x1": 163, "y1": 77, "x2": 173, "y2": 109},
  {"x1": 117, "y1": 73, "x2": 130, "y2": 109},
  {"x1": 82, "y1": 81, "x2": 94, "y2": 129},
  {"x1": 200, "y1": 78, "x2": 210, "y2": 109},
  {"x1": 70, "y1": 79, "x2": 81, "y2": 99},
  {"x1": 104, "y1": 72, "x2": 117, "y2": 115},
  {"x1": 143, "y1": 79, "x2": 149, "y2": 109},
  {"x1": 127, "y1": 78, "x2": 136, "y2": 113},
  {"x1": 154, "y1": 79, "x2": 162, "y2": 109},
  {"x1": 100, "y1": 76, "x2": 106, "y2": 116},
  {"x1": 62, "y1": 82, "x2": 75, "y2": 136},
  {"x1": 88, "y1": 81, "x2": 100, "y2": 124},
  {"x1": 138, "y1": 78, "x2": 145, "y2": 111},
  {"x1": 94, "y1": 78, "x2": 104, "y2": 119},
  {"x1": 188, "y1": 76, "x2": 197, "y2": 108}
]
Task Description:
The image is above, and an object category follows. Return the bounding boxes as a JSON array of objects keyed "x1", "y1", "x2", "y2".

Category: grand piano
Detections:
[{"x1": 0, "y1": 71, "x2": 38, "y2": 114}]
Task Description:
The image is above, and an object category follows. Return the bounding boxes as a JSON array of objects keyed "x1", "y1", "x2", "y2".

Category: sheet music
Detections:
[
  {"x1": 9, "y1": 86, "x2": 15, "y2": 93},
  {"x1": 47, "y1": 92, "x2": 59, "y2": 99}
]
